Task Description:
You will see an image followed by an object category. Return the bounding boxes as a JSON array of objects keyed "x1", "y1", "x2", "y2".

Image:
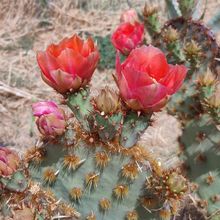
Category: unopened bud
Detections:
[
  {"x1": 179, "y1": 0, "x2": 198, "y2": 17},
  {"x1": 163, "y1": 27, "x2": 179, "y2": 43},
  {"x1": 208, "y1": 94, "x2": 220, "y2": 108},
  {"x1": 184, "y1": 40, "x2": 202, "y2": 59},
  {"x1": 143, "y1": 3, "x2": 158, "y2": 18},
  {"x1": 0, "y1": 147, "x2": 20, "y2": 176},
  {"x1": 167, "y1": 172, "x2": 188, "y2": 194},
  {"x1": 95, "y1": 87, "x2": 120, "y2": 114},
  {"x1": 198, "y1": 69, "x2": 216, "y2": 87},
  {"x1": 32, "y1": 101, "x2": 66, "y2": 138}
]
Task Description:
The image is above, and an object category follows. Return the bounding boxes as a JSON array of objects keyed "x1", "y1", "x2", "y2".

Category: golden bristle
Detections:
[
  {"x1": 69, "y1": 187, "x2": 83, "y2": 202},
  {"x1": 95, "y1": 152, "x2": 109, "y2": 168},
  {"x1": 86, "y1": 212, "x2": 96, "y2": 220},
  {"x1": 126, "y1": 210, "x2": 138, "y2": 220},
  {"x1": 25, "y1": 147, "x2": 46, "y2": 165},
  {"x1": 121, "y1": 163, "x2": 139, "y2": 180},
  {"x1": 63, "y1": 154, "x2": 82, "y2": 171},
  {"x1": 169, "y1": 199, "x2": 181, "y2": 216},
  {"x1": 205, "y1": 173, "x2": 215, "y2": 185},
  {"x1": 113, "y1": 184, "x2": 129, "y2": 200},
  {"x1": 59, "y1": 202, "x2": 80, "y2": 218},
  {"x1": 159, "y1": 207, "x2": 171, "y2": 220},
  {"x1": 85, "y1": 172, "x2": 100, "y2": 189},
  {"x1": 99, "y1": 198, "x2": 111, "y2": 211},
  {"x1": 43, "y1": 168, "x2": 58, "y2": 185},
  {"x1": 141, "y1": 197, "x2": 158, "y2": 209}
]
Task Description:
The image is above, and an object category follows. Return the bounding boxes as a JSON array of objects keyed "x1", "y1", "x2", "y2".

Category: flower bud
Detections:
[
  {"x1": 198, "y1": 69, "x2": 216, "y2": 87},
  {"x1": 184, "y1": 40, "x2": 202, "y2": 59},
  {"x1": 120, "y1": 9, "x2": 138, "y2": 24},
  {"x1": 95, "y1": 87, "x2": 119, "y2": 114},
  {"x1": 143, "y1": 3, "x2": 158, "y2": 18},
  {"x1": 167, "y1": 172, "x2": 188, "y2": 194},
  {"x1": 208, "y1": 94, "x2": 220, "y2": 109},
  {"x1": 179, "y1": 0, "x2": 198, "y2": 18},
  {"x1": 111, "y1": 21, "x2": 144, "y2": 55},
  {"x1": 162, "y1": 27, "x2": 179, "y2": 43},
  {"x1": 32, "y1": 101, "x2": 66, "y2": 137},
  {"x1": 0, "y1": 147, "x2": 20, "y2": 176}
]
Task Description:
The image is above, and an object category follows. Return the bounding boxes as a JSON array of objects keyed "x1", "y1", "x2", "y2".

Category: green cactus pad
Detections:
[
  {"x1": 28, "y1": 141, "x2": 162, "y2": 220},
  {"x1": 89, "y1": 112, "x2": 123, "y2": 142},
  {"x1": 67, "y1": 88, "x2": 93, "y2": 132},
  {"x1": 0, "y1": 171, "x2": 28, "y2": 192},
  {"x1": 181, "y1": 114, "x2": 220, "y2": 214},
  {"x1": 120, "y1": 112, "x2": 151, "y2": 148}
]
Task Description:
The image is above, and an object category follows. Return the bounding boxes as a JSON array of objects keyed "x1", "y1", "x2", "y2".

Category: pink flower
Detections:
[
  {"x1": 115, "y1": 45, "x2": 188, "y2": 112},
  {"x1": 0, "y1": 147, "x2": 20, "y2": 177},
  {"x1": 111, "y1": 21, "x2": 144, "y2": 55},
  {"x1": 120, "y1": 9, "x2": 138, "y2": 24},
  {"x1": 37, "y1": 34, "x2": 100, "y2": 94},
  {"x1": 32, "y1": 101, "x2": 66, "y2": 137}
]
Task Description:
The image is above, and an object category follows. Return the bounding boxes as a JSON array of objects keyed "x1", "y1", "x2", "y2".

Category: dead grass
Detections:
[{"x1": 0, "y1": 0, "x2": 219, "y2": 161}]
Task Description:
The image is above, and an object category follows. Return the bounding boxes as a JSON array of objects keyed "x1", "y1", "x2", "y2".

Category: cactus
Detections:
[
  {"x1": 2, "y1": 2, "x2": 220, "y2": 220},
  {"x1": 26, "y1": 136, "x2": 188, "y2": 220},
  {"x1": 180, "y1": 114, "x2": 220, "y2": 214}
]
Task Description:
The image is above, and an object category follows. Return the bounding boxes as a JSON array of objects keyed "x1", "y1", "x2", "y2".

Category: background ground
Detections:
[{"x1": 0, "y1": 0, "x2": 219, "y2": 164}]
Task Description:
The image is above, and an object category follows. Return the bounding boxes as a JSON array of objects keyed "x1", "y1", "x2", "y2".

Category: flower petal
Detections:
[
  {"x1": 122, "y1": 45, "x2": 169, "y2": 81},
  {"x1": 32, "y1": 101, "x2": 58, "y2": 117},
  {"x1": 132, "y1": 83, "x2": 168, "y2": 108},
  {"x1": 37, "y1": 51, "x2": 59, "y2": 83},
  {"x1": 160, "y1": 64, "x2": 187, "y2": 95}
]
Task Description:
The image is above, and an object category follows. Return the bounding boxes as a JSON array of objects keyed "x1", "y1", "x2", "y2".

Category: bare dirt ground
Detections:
[{"x1": 0, "y1": 0, "x2": 219, "y2": 164}]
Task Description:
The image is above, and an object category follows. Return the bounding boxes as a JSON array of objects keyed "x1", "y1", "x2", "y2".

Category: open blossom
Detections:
[
  {"x1": 115, "y1": 45, "x2": 187, "y2": 112},
  {"x1": 37, "y1": 34, "x2": 100, "y2": 94},
  {"x1": 120, "y1": 9, "x2": 138, "y2": 24},
  {"x1": 32, "y1": 101, "x2": 66, "y2": 137},
  {"x1": 111, "y1": 21, "x2": 144, "y2": 55},
  {"x1": 0, "y1": 147, "x2": 20, "y2": 176}
]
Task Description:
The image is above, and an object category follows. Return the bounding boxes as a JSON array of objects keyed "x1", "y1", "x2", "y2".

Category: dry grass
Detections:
[{"x1": 0, "y1": 0, "x2": 219, "y2": 162}]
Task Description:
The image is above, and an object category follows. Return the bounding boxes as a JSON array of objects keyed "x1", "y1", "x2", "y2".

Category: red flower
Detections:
[
  {"x1": 37, "y1": 34, "x2": 99, "y2": 94},
  {"x1": 115, "y1": 45, "x2": 187, "y2": 112},
  {"x1": 111, "y1": 21, "x2": 144, "y2": 55}
]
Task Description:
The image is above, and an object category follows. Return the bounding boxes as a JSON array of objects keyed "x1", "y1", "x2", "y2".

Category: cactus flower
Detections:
[
  {"x1": 37, "y1": 34, "x2": 100, "y2": 94},
  {"x1": 120, "y1": 9, "x2": 138, "y2": 24},
  {"x1": 32, "y1": 101, "x2": 66, "y2": 137},
  {"x1": 0, "y1": 147, "x2": 20, "y2": 176},
  {"x1": 111, "y1": 21, "x2": 144, "y2": 55},
  {"x1": 115, "y1": 45, "x2": 187, "y2": 112}
]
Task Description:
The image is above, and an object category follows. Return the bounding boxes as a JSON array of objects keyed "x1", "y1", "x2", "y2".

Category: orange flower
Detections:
[{"x1": 37, "y1": 34, "x2": 99, "y2": 94}]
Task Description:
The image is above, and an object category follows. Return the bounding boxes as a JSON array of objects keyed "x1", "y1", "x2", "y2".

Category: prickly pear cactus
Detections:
[{"x1": 2, "y1": 1, "x2": 220, "y2": 220}]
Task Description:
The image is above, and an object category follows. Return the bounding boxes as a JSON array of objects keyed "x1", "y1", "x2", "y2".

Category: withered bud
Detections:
[
  {"x1": 198, "y1": 69, "x2": 216, "y2": 87},
  {"x1": 143, "y1": 3, "x2": 158, "y2": 17},
  {"x1": 163, "y1": 27, "x2": 179, "y2": 43},
  {"x1": 184, "y1": 40, "x2": 202, "y2": 58},
  {"x1": 95, "y1": 87, "x2": 120, "y2": 114}
]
